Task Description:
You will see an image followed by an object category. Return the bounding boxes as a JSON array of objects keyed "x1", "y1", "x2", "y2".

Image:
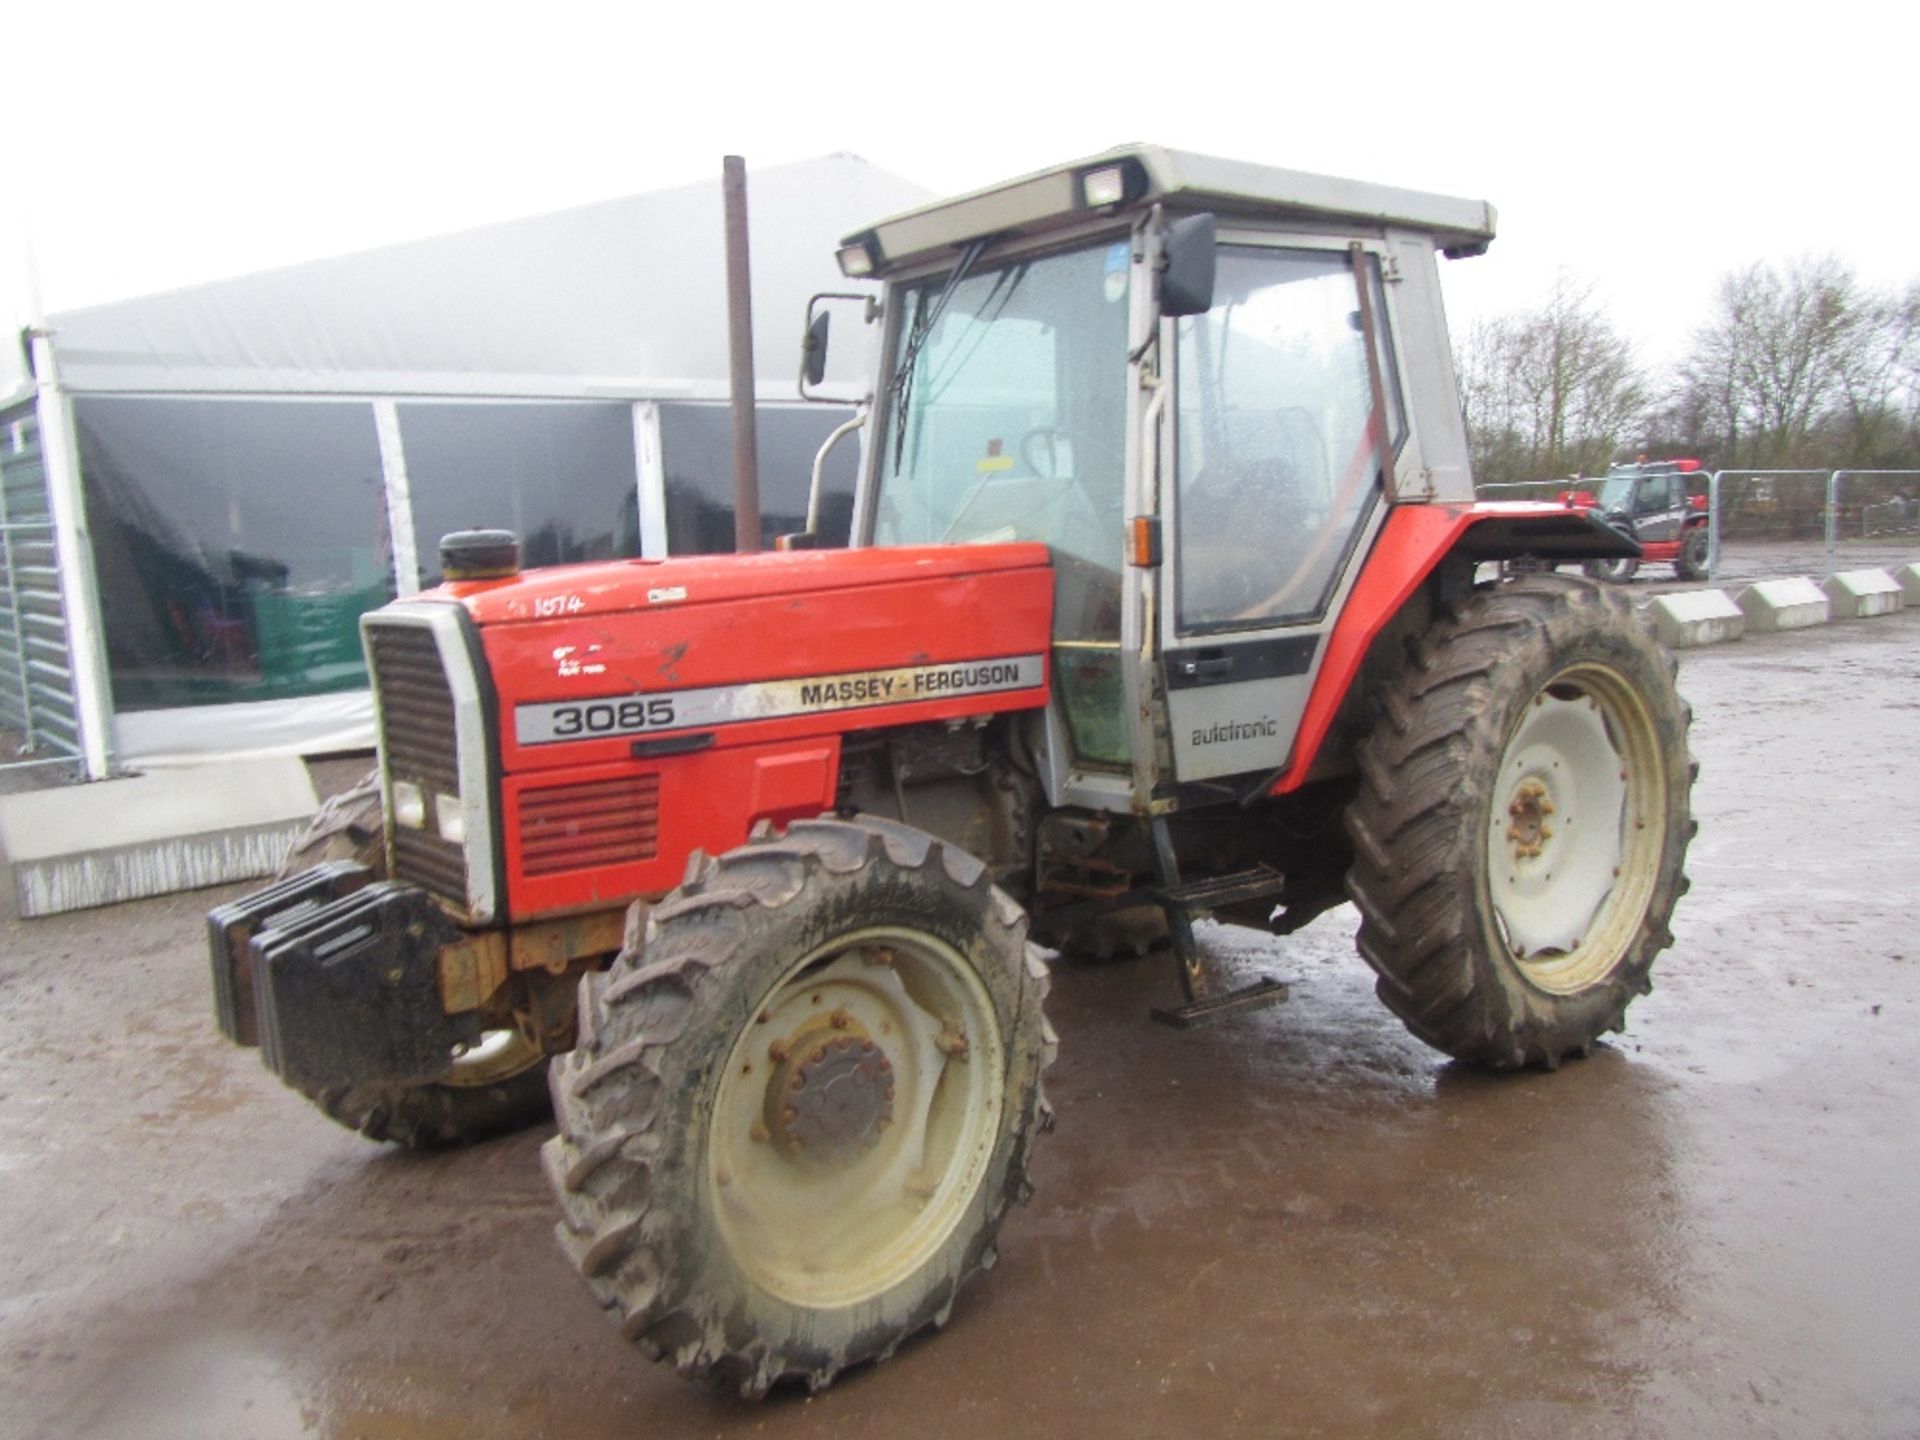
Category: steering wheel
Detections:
[
  {"x1": 1019, "y1": 425, "x2": 1126, "y2": 529},
  {"x1": 1019, "y1": 426, "x2": 1069, "y2": 479}
]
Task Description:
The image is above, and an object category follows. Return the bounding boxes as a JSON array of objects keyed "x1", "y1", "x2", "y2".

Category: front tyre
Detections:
[
  {"x1": 543, "y1": 816, "x2": 1055, "y2": 1396},
  {"x1": 308, "y1": 1029, "x2": 552, "y2": 1147},
  {"x1": 1346, "y1": 574, "x2": 1694, "y2": 1069},
  {"x1": 1675, "y1": 526, "x2": 1710, "y2": 581}
]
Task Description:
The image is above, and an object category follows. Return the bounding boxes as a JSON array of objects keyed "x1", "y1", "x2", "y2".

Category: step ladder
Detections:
[{"x1": 1147, "y1": 819, "x2": 1291, "y2": 1028}]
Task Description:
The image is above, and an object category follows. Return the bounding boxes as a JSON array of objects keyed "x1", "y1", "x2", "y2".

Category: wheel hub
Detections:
[
  {"x1": 766, "y1": 1020, "x2": 895, "y2": 1163},
  {"x1": 1505, "y1": 778, "x2": 1557, "y2": 860}
]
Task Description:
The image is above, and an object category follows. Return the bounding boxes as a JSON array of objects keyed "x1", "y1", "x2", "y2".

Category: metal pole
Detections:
[
  {"x1": 26, "y1": 328, "x2": 113, "y2": 781},
  {"x1": 1707, "y1": 470, "x2": 1722, "y2": 582},
  {"x1": 723, "y1": 156, "x2": 762, "y2": 553},
  {"x1": 1825, "y1": 470, "x2": 1840, "y2": 576},
  {"x1": 633, "y1": 401, "x2": 668, "y2": 560},
  {"x1": 372, "y1": 399, "x2": 421, "y2": 597}
]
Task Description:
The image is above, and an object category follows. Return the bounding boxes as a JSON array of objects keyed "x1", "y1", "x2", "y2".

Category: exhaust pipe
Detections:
[{"x1": 723, "y1": 155, "x2": 762, "y2": 552}]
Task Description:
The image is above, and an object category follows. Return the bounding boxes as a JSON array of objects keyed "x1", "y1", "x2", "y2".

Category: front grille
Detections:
[
  {"x1": 519, "y1": 774, "x2": 661, "y2": 877},
  {"x1": 366, "y1": 620, "x2": 469, "y2": 907}
]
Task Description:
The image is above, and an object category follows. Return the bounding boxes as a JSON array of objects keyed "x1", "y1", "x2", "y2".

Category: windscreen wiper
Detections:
[{"x1": 889, "y1": 238, "x2": 989, "y2": 469}]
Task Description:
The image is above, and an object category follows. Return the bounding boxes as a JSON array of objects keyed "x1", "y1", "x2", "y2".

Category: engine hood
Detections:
[{"x1": 440, "y1": 543, "x2": 1053, "y2": 626}]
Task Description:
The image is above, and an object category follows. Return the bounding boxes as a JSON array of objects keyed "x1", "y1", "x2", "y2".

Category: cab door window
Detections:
[{"x1": 1173, "y1": 247, "x2": 1405, "y2": 633}]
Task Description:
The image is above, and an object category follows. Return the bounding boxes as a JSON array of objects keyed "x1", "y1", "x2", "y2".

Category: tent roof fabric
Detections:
[{"x1": 44, "y1": 155, "x2": 932, "y2": 402}]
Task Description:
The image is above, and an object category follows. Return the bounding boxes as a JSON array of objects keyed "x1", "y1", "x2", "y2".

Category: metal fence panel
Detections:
[{"x1": 1, "y1": 408, "x2": 83, "y2": 765}]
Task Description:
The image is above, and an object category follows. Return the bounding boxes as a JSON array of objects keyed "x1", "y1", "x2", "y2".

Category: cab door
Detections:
[
  {"x1": 1633, "y1": 471, "x2": 1684, "y2": 545},
  {"x1": 1161, "y1": 239, "x2": 1406, "y2": 786}
]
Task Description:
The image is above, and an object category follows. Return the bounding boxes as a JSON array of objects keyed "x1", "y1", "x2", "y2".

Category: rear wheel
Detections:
[
  {"x1": 544, "y1": 816, "x2": 1054, "y2": 1396},
  {"x1": 1346, "y1": 574, "x2": 1693, "y2": 1068},
  {"x1": 1582, "y1": 555, "x2": 1640, "y2": 583}
]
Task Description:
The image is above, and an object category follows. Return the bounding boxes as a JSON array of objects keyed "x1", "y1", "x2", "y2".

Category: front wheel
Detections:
[
  {"x1": 1675, "y1": 527, "x2": 1710, "y2": 582},
  {"x1": 309, "y1": 1028, "x2": 552, "y2": 1146},
  {"x1": 543, "y1": 816, "x2": 1054, "y2": 1396},
  {"x1": 1346, "y1": 574, "x2": 1694, "y2": 1068}
]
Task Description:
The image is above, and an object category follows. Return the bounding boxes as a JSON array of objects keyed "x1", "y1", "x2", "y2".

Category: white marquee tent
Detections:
[{"x1": 1, "y1": 155, "x2": 930, "y2": 775}]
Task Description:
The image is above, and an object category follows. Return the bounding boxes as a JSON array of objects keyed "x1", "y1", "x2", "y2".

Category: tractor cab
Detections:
[{"x1": 808, "y1": 147, "x2": 1498, "y2": 814}]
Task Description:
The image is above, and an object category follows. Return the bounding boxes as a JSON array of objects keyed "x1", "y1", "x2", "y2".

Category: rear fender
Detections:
[{"x1": 1269, "y1": 503, "x2": 1636, "y2": 795}]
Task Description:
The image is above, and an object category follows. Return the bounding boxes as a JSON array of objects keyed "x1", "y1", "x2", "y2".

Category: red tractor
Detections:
[
  {"x1": 209, "y1": 147, "x2": 1693, "y2": 1395},
  {"x1": 1562, "y1": 459, "x2": 1713, "y2": 582}
]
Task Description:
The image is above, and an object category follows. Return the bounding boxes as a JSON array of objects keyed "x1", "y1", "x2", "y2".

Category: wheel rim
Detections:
[
  {"x1": 1485, "y1": 662, "x2": 1667, "y2": 994},
  {"x1": 708, "y1": 926, "x2": 1006, "y2": 1309},
  {"x1": 441, "y1": 1028, "x2": 544, "y2": 1088}
]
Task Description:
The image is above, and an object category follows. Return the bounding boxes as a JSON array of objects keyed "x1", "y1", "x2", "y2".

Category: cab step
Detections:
[
  {"x1": 1147, "y1": 831, "x2": 1292, "y2": 1028},
  {"x1": 1156, "y1": 864, "x2": 1288, "y2": 912}
]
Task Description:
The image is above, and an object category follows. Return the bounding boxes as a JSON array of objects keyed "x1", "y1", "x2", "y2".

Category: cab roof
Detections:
[{"x1": 842, "y1": 144, "x2": 1499, "y2": 278}]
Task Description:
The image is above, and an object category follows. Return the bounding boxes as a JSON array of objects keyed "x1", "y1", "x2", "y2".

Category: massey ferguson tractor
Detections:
[
  {"x1": 1562, "y1": 458, "x2": 1713, "y2": 582},
  {"x1": 208, "y1": 147, "x2": 1694, "y2": 1396}
]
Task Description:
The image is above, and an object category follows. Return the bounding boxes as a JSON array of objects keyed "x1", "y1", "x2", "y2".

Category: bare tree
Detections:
[
  {"x1": 1458, "y1": 273, "x2": 1648, "y2": 487},
  {"x1": 1677, "y1": 254, "x2": 1915, "y2": 468}
]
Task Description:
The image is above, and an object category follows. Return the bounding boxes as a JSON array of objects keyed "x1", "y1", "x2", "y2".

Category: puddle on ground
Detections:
[{"x1": 75, "y1": 1336, "x2": 315, "y2": 1440}]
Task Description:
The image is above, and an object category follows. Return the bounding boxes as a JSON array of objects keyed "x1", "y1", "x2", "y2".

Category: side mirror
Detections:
[
  {"x1": 799, "y1": 292, "x2": 879, "y2": 401},
  {"x1": 1159, "y1": 213, "x2": 1217, "y2": 318},
  {"x1": 801, "y1": 309, "x2": 831, "y2": 389}
]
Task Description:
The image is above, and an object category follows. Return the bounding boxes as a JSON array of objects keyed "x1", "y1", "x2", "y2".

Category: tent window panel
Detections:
[
  {"x1": 399, "y1": 402, "x2": 640, "y2": 586},
  {"x1": 658, "y1": 404, "x2": 860, "y2": 554},
  {"x1": 73, "y1": 397, "x2": 391, "y2": 711}
]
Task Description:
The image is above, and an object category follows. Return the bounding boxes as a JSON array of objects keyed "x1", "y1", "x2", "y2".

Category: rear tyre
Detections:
[
  {"x1": 543, "y1": 816, "x2": 1054, "y2": 1396},
  {"x1": 1345, "y1": 574, "x2": 1693, "y2": 1069},
  {"x1": 1582, "y1": 555, "x2": 1640, "y2": 583},
  {"x1": 1675, "y1": 527, "x2": 1710, "y2": 582}
]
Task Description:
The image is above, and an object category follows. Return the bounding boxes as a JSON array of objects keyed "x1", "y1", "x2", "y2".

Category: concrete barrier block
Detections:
[
  {"x1": 1736, "y1": 577, "x2": 1830, "y2": 633},
  {"x1": 1897, "y1": 562, "x2": 1920, "y2": 604},
  {"x1": 0, "y1": 757, "x2": 317, "y2": 916},
  {"x1": 1651, "y1": 590, "x2": 1746, "y2": 648},
  {"x1": 1823, "y1": 569, "x2": 1905, "y2": 619}
]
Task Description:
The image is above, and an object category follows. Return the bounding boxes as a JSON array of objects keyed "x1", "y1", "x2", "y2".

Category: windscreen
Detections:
[{"x1": 874, "y1": 239, "x2": 1131, "y2": 645}]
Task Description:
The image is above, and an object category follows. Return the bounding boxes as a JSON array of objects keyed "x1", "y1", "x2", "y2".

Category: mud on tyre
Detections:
[
  {"x1": 1346, "y1": 573, "x2": 1694, "y2": 1068},
  {"x1": 543, "y1": 815, "x2": 1055, "y2": 1396}
]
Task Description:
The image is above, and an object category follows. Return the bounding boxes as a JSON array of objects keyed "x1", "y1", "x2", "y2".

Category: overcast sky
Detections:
[{"x1": 5, "y1": 0, "x2": 1915, "y2": 391}]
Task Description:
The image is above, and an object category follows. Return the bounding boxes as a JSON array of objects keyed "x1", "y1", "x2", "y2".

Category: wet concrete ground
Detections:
[{"x1": 3, "y1": 608, "x2": 1918, "y2": 1439}]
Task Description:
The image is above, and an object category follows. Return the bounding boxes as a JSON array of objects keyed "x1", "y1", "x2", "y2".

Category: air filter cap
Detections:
[{"x1": 440, "y1": 529, "x2": 520, "y2": 581}]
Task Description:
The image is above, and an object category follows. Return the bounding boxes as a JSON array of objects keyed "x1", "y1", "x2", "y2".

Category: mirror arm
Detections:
[{"x1": 782, "y1": 406, "x2": 867, "y2": 548}]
